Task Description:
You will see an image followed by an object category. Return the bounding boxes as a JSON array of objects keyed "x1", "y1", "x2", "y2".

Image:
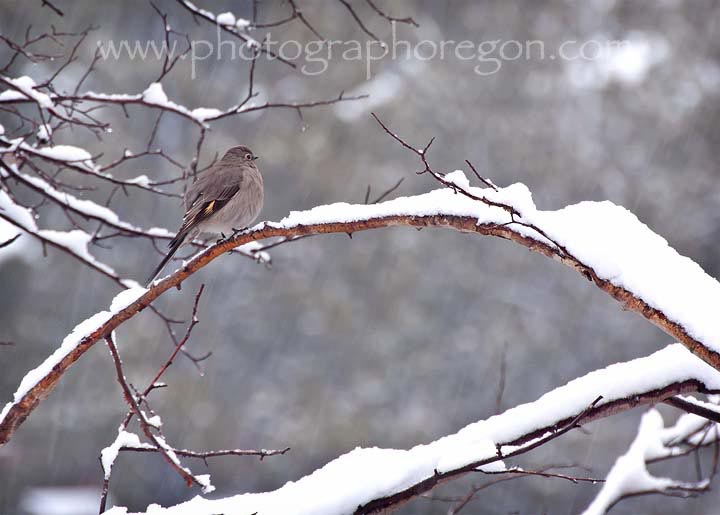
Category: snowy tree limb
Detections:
[
  {"x1": 3, "y1": 175, "x2": 720, "y2": 448},
  {"x1": 97, "y1": 344, "x2": 720, "y2": 515}
]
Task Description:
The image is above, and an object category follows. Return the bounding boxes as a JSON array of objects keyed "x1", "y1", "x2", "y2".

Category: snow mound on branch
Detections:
[
  {"x1": 142, "y1": 83, "x2": 169, "y2": 105},
  {"x1": 0, "y1": 76, "x2": 54, "y2": 108},
  {"x1": 531, "y1": 201, "x2": 720, "y2": 352},
  {"x1": 215, "y1": 12, "x2": 235, "y2": 25},
  {"x1": 36, "y1": 145, "x2": 95, "y2": 168}
]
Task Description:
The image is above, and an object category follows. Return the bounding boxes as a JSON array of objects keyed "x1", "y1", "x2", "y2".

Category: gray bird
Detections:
[{"x1": 147, "y1": 145, "x2": 264, "y2": 284}]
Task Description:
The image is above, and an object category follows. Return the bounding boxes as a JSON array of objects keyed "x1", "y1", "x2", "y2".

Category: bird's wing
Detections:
[
  {"x1": 183, "y1": 182, "x2": 240, "y2": 230},
  {"x1": 169, "y1": 176, "x2": 241, "y2": 249}
]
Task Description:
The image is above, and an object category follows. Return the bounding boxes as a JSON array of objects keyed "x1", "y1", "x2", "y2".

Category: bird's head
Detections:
[{"x1": 222, "y1": 145, "x2": 259, "y2": 163}]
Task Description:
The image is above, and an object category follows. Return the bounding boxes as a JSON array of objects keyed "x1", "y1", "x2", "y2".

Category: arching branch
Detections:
[{"x1": 2, "y1": 175, "x2": 720, "y2": 447}]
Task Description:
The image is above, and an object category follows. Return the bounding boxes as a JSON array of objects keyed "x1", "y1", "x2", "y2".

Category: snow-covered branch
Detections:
[
  {"x1": 0, "y1": 79, "x2": 366, "y2": 127},
  {"x1": 0, "y1": 188, "x2": 131, "y2": 287},
  {"x1": 3, "y1": 173, "x2": 720, "y2": 449},
  {"x1": 99, "y1": 344, "x2": 720, "y2": 514},
  {"x1": 0, "y1": 131, "x2": 178, "y2": 196}
]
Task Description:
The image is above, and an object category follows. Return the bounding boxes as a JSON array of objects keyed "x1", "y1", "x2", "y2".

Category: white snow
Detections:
[
  {"x1": 146, "y1": 415, "x2": 163, "y2": 428},
  {"x1": 78, "y1": 89, "x2": 218, "y2": 123},
  {"x1": 0, "y1": 90, "x2": 19, "y2": 102},
  {"x1": 236, "y1": 241, "x2": 271, "y2": 264},
  {"x1": 530, "y1": 201, "x2": 720, "y2": 352},
  {"x1": 142, "y1": 83, "x2": 169, "y2": 105},
  {"x1": 278, "y1": 179, "x2": 520, "y2": 228},
  {"x1": 13, "y1": 82, "x2": 231, "y2": 125},
  {"x1": 0, "y1": 190, "x2": 37, "y2": 229},
  {"x1": 39, "y1": 229, "x2": 118, "y2": 275},
  {"x1": 0, "y1": 75, "x2": 54, "y2": 108},
  {"x1": 215, "y1": 12, "x2": 235, "y2": 26},
  {"x1": 583, "y1": 410, "x2": 673, "y2": 515},
  {"x1": 0, "y1": 189, "x2": 31, "y2": 264},
  {"x1": 13, "y1": 170, "x2": 122, "y2": 223},
  {"x1": 195, "y1": 475, "x2": 215, "y2": 495},
  {"x1": 0, "y1": 219, "x2": 25, "y2": 264},
  {"x1": 35, "y1": 144, "x2": 94, "y2": 167},
  {"x1": 140, "y1": 83, "x2": 221, "y2": 124},
  {"x1": 109, "y1": 285, "x2": 148, "y2": 312},
  {"x1": 190, "y1": 107, "x2": 224, "y2": 121},
  {"x1": 126, "y1": 175, "x2": 152, "y2": 187},
  {"x1": 36, "y1": 123, "x2": 51, "y2": 141},
  {"x1": 146, "y1": 227, "x2": 175, "y2": 237},
  {"x1": 1, "y1": 138, "x2": 106, "y2": 177},
  {"x1": 101, "y1": 429, "x2": 146, "y2": 479},
  {"x1": 0, "y1": 165, "x2": 180, "y2": 270},
  {"x1": 151, "y1": 434, "x2": 215, "y2": 494},
  {"x1": 110, "y1": 344, "x2": 720, "y2": 515},
  {"x1": 582, "y1": 408, "x2": 712, "y2": 514}
]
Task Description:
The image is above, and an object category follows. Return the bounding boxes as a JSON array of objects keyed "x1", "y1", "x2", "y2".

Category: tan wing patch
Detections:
[{"x1": 204, "y1": 200, "x2": 216, "y2": 215}]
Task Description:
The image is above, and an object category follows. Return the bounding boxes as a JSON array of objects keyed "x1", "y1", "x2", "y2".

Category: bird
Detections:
[{"x1": 147, "y1": 145, "x2": 264, "y2": 285}]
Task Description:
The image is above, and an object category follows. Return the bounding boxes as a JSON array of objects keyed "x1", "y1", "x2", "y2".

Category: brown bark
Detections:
[{"x1": 1, "y1": 213, "x2": 718, "y2": 447}]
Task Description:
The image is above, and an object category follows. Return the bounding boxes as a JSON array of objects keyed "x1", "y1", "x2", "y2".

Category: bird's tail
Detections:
[{"x1": 146, "y1": 231, "x2": 187, "y2": 286}]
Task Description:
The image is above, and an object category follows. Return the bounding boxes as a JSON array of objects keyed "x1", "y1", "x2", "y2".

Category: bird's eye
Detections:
[{"x1": 245, "y1": 153, "x2": 252, "y2": 160}]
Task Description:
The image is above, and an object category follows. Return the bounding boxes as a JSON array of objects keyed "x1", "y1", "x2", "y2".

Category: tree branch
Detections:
[{"x1": 3, "y1": 187, "x2": 720, "y2": 446}]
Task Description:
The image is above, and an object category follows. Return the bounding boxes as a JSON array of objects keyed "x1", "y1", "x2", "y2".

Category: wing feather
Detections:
[{"x1": 169, "y1": 180, "x2": 240, "y2": 248}]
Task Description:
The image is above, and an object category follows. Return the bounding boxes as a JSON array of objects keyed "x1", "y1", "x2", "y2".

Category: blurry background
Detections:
[{"x1": 1, "y1": 0, "x2": 720, "y2": 513}]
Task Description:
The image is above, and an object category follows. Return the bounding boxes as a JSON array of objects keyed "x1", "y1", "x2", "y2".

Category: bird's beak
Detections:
[{"x1": 253, "y1": 156, "x2": 260, "y2": 161}]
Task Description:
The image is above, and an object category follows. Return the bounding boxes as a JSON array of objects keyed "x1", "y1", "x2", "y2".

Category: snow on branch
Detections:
[
  {"x1": 100, "y1": 344, "x2": 720, "y2": 515},
  {"x1": 0, "y1": 188, "x2": 132, "y2": 287},
  {"x1": 582, "y1": 408, "x2": 718, "y2": 514},
  {"x1": 1, "y1": 160, "x2": 165, "y2": 236},
  {"x1": 372, "y1": 115, "x2": 720, "y2": 369},
  {"x1": 0, "y1": 77, "x2": 366, "y2": 128},
  {"x1": 3, "y1": 173, "x2": 720, "y2": 447},
  {"x1": 174, "y1": 0, "x2": 417, "y2": 63},
  {"x1": 0, "y1": 135, "x2": 174, "y2": 195},
  {"x1": 0, "y1": 285, "x2": 146, "y2": 430}
]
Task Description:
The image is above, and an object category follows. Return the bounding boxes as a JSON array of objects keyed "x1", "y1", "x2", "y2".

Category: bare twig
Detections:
[
  {"x1": 104, "y1": 334, "x2": 204, "y2": 489},
  {"x1": 40, "y1": 0, "x2": 64, "y2": 17},
  {"x1": 665, "y1": 396, "x2": 720, "y2": 424},
  {"x1": 364, "y1": 0, "x2": 418, "y2": 27},
  {"x1": 119, "y1": 445, "x2": 291, "y2": 461}
]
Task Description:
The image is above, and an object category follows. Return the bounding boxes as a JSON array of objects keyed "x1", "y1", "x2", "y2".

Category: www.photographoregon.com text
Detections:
[{"x1": 97, "y1": 22, "x2": 630, "y2": 79}]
